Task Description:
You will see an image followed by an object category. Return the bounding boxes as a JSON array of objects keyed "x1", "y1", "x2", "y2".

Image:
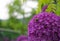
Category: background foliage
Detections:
[
  {"x1": 37, "y1": 0, "x2": 60, "y2": 16},
  {"x1": 0, "y1": 0, "x2": 60, "y2": 41}
]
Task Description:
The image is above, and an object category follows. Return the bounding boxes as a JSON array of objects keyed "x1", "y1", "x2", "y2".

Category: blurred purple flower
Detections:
[
  {"x1": 16, "y1": 35, "x2": 28, "y2": 41},
  {"x1": 28, "y1": 11, "x2": 60, "y2": 41},
  {"x1": 3, "y1": 37, "x2": 9, "y2": 41}
]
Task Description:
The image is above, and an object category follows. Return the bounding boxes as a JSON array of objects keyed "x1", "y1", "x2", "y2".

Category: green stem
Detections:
[{"x1": 0, "y1": 28, "x2": 20, "y2": 34}]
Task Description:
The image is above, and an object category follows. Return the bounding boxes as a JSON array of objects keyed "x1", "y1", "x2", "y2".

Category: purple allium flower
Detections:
[
  {"x1": 16, "y1": 35, "x2": 28, "y2": 41},
  {"x1": 28, "y1": 11, "x2": 60, "y2": 41}
]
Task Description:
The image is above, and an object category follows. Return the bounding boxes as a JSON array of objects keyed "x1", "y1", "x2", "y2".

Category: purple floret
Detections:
[
  {"x1": 16, "y1": 35, "x2": 28, "y2": 41},
  {"x1": 42, "y1": 5, "x2": 48, "y2": 12},
  {"x1": 28, "y1": 12, "x2": 60, "y2": 41}
]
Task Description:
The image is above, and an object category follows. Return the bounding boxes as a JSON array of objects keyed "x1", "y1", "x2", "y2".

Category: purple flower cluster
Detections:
[
  {"x1": 16, "y1": 35, "x2": 28, "y2": 41},
  {"x1": 28, "y1": 12, "x2": 60, "y2": 41},
  {"x1": 16, "y1": 5, "x2": 60, "y2": 41}
]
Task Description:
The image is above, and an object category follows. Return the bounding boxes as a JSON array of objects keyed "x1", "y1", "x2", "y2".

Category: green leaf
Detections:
[{"x1": 36, "y1": 0, "x2": 53, "y2": 14}]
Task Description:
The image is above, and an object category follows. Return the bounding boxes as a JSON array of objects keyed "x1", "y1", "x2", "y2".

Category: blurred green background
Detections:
[
  {"x1": 0, "y1": 0, "x2": 60, "y2": 41},
  {"x1": 0, "y1": 0, "x2": 37, "y2": 41}
]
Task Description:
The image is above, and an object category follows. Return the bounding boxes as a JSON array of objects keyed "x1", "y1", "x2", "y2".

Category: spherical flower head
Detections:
[
  {"x1": 16, "y1": 35, "x2": 28, "y2": 41},
  {"x1": 28, "y1": 12, "x2": 60, "y2": 41}
]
